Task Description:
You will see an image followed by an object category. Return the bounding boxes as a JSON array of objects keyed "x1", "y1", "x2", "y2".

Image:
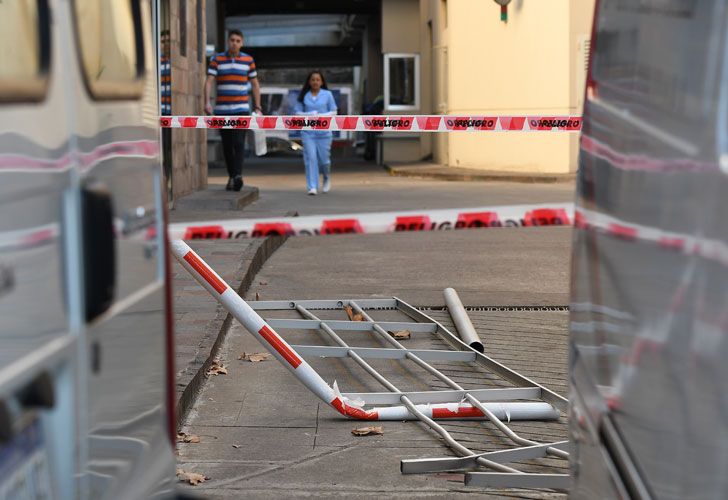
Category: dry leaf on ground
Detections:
[
  {"x1": 388, "y1": 330, "x2": 411, "y2": 340},
  {"x1": 351, "y1": 426, "x2": 384, "y2": 436},
  {"x1": 176, "y1": 469, "x2": 208, "y2": 486},
  {"x1": 238, "y1": 352, "x2": 272, "y2": 362},
  {"x1": 232, "y1": 444, "x2": 241, "y2": 449},
  {"x1": 255, "y1": 292, "x2": 260, "y2": 301},
  {"x1": 176, "y1": 432, "x2": 200, "y2": 443},
  {"x1": 205, "y1": 361, "x2": 227, "y2": 376},
  {"x1": 259, "y1": 281, "x2": 268, "y2": 285},
  {"x1": 344, "y1": 305, "x2": 364, "y2": 322}
]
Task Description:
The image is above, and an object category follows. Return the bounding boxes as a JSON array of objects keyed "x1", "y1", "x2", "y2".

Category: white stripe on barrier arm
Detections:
[
  {"x1": 160, "y1": 115, "x2": 582, "y2": 132},
  {"x1": 168, "y1": 203, "x2": 575, "y2": 240},
  {"x1": 170, "y1": 240, "x2": 558, "y2": 421}
]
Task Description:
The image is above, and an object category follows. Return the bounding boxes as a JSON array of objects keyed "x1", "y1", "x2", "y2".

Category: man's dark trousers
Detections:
[{"x1": 220, "y1": 129, "x2": 248, "y2": 179}]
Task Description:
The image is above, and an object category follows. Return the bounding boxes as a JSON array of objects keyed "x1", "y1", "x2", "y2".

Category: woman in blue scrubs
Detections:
[{"x1": 295, "y1": 70, "x2": 338, "y2": 195}]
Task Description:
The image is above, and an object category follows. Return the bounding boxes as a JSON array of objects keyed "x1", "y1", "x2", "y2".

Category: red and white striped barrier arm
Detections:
[
  {"x1": 170, "y1": 240, "x2": 558, "y2": 421},
  {"x1": 168, "y1": 203, "x2": 575, "y2": 240},
  {"x1": 160, "y1": 115, "x2": 582, "y2": 132}
]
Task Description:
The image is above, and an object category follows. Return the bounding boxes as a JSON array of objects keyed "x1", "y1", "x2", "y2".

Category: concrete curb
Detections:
[
  {"x1": 173, "y1": 185, "x2": 260, "y2": 212},
  {"x1": 175, "y1": 235, "x2": 287, "y2": 428},
  {"x1": 385, "y1": 164, "x2": 576, "y2": 184}
]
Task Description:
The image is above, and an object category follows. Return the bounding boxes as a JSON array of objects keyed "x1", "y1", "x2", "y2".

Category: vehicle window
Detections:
[
  {"x1": 0, "y1": 0, "x2": 50, "y2": 102},
  {"x1": 73, "y1": 0, "x2": 145, "y2": 99}
]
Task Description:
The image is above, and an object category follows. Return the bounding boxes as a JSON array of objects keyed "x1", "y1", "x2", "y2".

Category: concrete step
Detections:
[{"x1": 174, "y1": 184, "x2": 259, "y2": 211}]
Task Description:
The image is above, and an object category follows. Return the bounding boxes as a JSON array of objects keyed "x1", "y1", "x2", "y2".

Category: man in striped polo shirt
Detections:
[
  {"x1": 205, "y1": 29, "x2": 262, "y2": 192},
  {"x1": 160, "y1": 30, "x2": 172, "y2": 116},
  {"x1": 160, "y1": 30, "x2": 172, "y2": 202}
]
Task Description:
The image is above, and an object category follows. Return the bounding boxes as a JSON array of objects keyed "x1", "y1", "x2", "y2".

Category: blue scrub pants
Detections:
[{"x1": 302, "y1": 132, "x2": 332, "y2": 191}]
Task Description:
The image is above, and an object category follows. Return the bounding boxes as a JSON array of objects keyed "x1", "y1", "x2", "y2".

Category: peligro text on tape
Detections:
[
  {"x1": 167, "y1": 203, "x2": 575, "y2": 240},
  {"x1": 160, "y1": 115, "x2": 582, "y2": 132}
]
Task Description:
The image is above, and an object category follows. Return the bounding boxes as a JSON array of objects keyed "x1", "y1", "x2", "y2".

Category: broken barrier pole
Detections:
[
  {"x1": 171, "y1": 240, "x2": 558, "y2": 421},
  {"x1": 444, "y1": 288, "x2": 485, "y2": 353}
]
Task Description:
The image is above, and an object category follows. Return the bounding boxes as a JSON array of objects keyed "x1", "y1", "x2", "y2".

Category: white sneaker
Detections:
[
  {"x1": 307, "y1": 188, "x2": 317, "y2": 195},
  {"x1": 322, "y1": 177, "x2": 331, "y2": 193}
]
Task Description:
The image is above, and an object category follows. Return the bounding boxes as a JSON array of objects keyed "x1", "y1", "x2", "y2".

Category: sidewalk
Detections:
[
  {"x1": 385, "y1": 161, "x2": 576, "y2": 184},
  {"x1": 169, "y1": 158, "x2": 575, "y2": 222},
  {"x1": 172, "y1": 237, "x2": 286, "y2": 425},
  {"x1": 176, "y1": 229, "x2": 571, "y2": 499},
  {"x1": 171, "y1": 158, "x2": 575, "y2": 497}
]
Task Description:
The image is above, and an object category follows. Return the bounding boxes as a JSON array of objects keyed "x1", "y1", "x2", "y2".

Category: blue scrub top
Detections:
[{"x1": 294, "y1": 89, "x2": 337, "y2": 137}]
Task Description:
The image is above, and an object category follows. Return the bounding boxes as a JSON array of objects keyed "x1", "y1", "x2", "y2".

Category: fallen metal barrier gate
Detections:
[{"x1": 172, "y1": 239, "x2": 570, "y2": 490}]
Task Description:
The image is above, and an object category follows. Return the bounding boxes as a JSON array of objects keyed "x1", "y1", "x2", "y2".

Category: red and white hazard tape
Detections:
[
  {"x1": 168, "y1": 203, "x2": 575, "y2": 240},
  {"x1": 576, "y1": 207, "x2": 728, "y2": 267},
  {"x1": 170, "y1": 239, "x2": 559, "y2": 420},
  {"x1": 160, "y1": 115, "x2": 582, "y2": 132}
]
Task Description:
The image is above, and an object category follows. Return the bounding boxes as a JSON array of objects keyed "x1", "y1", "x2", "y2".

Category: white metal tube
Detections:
[
  {"x1": 171, "y1": 240, "x2": 558, "y2": 421},
  {"x1": 444, "y1": 288, "x2": 484, "y2": 352}
]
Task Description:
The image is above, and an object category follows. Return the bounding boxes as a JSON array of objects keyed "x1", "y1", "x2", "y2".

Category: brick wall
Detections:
[{"x1": 170, "y1": 0, "x2": 207, "y2": 201}]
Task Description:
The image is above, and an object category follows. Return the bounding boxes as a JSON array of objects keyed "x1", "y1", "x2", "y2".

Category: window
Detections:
[
  {"x1": 197, "y1": 0, "x2": 204, "y2": 63},
  {"x1": 179, "y1": 0, "x2": 187, "y2": 58},
  {"x1": 73, "y1": 0, "x2": 145, "y2": 99},
  {"x1": 384, "y1": 53, "x2": 420, "y2": 111},
  {"x1": 0, "y1": 0, "x2": 50, "y2": 102}
]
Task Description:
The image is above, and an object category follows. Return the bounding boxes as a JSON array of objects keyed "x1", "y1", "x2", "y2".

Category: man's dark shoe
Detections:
[
  {"x1": 225, "y1": 177, "x2": 234, "y2": 191},
  {"x1": 233, "y1": 175, "x2": 243, "y2": 192}
]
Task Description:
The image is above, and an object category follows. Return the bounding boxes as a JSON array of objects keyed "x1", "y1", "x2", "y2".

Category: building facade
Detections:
[{"x1": 380, "y1": 0, "x2": 595, "y2": 174}]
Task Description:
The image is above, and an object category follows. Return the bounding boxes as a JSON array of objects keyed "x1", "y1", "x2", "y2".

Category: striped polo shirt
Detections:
[
  {"x1": 160, "y1": 55, "x2": 171, "y2": 115},
  {"x1": 208, "y1": 51, "x2": 257, "y2": 115}
]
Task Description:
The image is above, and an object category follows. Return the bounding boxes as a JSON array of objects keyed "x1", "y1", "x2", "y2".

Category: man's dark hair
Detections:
[
  {"x1": 160, "y1": 29, "x2": 170, "y2": 37},
  {"x1": 228, "y1": 29, "x2": 244, "y2": 39}
]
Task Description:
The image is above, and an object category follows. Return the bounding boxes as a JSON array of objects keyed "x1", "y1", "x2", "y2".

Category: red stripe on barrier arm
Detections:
[
  {"x1": 321, "y1": 219, "x2": 364, "y2": 234},
  {"x1": 524, "y1": 208, "x2": 571, "y2": 226},
  {"x1": 456, "y1": 211, "x2": 499, "y2": 228},
  {"x1": 184, "y1": 225, "x2": 226, "y2": 239},
  {"x1": 252, "y1": 222, "x2": 294, "y2": 237},
  {"x1": 395, "y1": 215, "x2": 432, "y2": 231},
  {"x1": 183, "y1": 251, "x2": 227, "y2": 294},
  {"x1": 431, "y1": 406, "x2": 485, "y2": 419},
  {"x1": 160, "y1": 117, "x2": 171, "y2": 128},
  {"x1": 258, "y1": 325, "x2": 302, "y2": 368},
  {"x1": 330, "y1": 397, "x2": 379, "y2": 420}
]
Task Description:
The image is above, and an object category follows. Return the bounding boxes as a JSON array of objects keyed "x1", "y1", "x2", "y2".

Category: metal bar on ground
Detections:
[
  {"x1": 175, "y1": 251, "x2": 571, "y2": 489},
  {"x1": 342, "y1": 387, "x2": 540, "y2": 405},
  {"x1": 268, "y1": 318, "x2": 436, "y2": 332},
  {"x1": 290, "y1": 345, "x2": 476, "y2": 362},
  {"x1": 444, "y1": 287, "x2": 484, "y2": 352},
  {"x1": 394, "y1": 298, "x2": 570, "y2": 460},
  {"x1": 250, "y1": 299, "x2": 398, "y2": 310},
  {"x1": 401, "y1": 441, "x2": 569, "y2": 473},
  {"x1": 294, "y1": 306, "x2": 537, "y2": 476}
]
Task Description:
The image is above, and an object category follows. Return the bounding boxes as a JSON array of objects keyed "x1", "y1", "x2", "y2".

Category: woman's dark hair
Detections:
[{"x1": 297, "y1": 70, "x2": 328, "y2": 102}]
